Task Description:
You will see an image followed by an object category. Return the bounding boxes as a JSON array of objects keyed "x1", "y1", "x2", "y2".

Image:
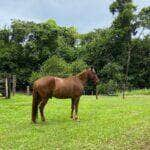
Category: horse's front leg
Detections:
[
  {"x1": 39, "y1": 98, "x2": 48, "y2": 122},
  {"x1": 73, "y1": 98, "x2": 80, "y2": 120}
]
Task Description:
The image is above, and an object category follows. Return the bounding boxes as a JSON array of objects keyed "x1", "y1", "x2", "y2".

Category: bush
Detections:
[
  {"x1": 97, "y1": 62, "x2": 124, "y2": 95},
  {"x1": 71, "y1": 59, "x2": 88, "y2": 75},
  {"x1": 97, "y1": 80, "x2": 118, "y2": 95},
  {"x1": 29, "y1": 55, "x2": 87, "y2": 83},
  {"x1": 100, "y1": 62, "x2": 123, "y2": 82}
]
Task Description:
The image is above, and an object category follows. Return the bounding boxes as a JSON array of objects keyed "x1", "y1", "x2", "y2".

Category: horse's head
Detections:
[{"x1": 87, "y1": 67, "x2": 99, "y2": 85}]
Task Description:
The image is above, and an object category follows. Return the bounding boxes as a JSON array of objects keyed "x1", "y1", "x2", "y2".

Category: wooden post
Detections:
[
  {"x1": 84, "y1": 90, "x2": 85, "y2": 95},
  {"x1": 122, "y1": 83, "x2": 126, "y2": 99},
  {"x1": 12, "y1": 75, "x2": 16, "y2": 96},
  {"x1": 96, "y1": 87, "x2": 98, "y2": 100},
  {"x1": 27, "y1": 86, "x2": 30, "y2": 95},
  {"x1": 5, "y1": 77, "x2": 9, "y2": 99},
  {"x1": 8, "y1": 77, "x2": 11, "y2": 99}
]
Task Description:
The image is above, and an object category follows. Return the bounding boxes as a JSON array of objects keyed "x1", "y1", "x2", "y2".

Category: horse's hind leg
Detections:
[{"x1": 39, "y1": 98, "x2": 48, "y2": 122}]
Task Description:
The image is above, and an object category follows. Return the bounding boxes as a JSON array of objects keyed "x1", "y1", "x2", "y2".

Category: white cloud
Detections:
[{"x1": 0, "y1": 0, "x2": 149, "y2": 33}]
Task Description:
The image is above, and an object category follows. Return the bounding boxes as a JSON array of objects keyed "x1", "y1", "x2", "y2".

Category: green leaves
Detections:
[
  {"x1": 29, "y1": 55, "x2": 87, "y2": 83},
  {"x1": 0, "y1": 19, "x2": 80, "y2": 87},
  {"x1": 138, "y1": 6, "x2": 150, "y2": 29},
  {"x1": 110, "y1": 0, "x2": 138, "y2": 43},
  {"x1": 0, "y1": 2, "x2": 149, "y2": 91}
]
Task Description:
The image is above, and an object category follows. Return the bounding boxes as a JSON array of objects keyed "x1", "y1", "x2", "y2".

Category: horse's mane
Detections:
[
  {"x1": 75, "y1": 69, "x2": 88, "y2": 84},
  {"x1": 76, "y1": 69, "x2": 87, "y2": 76}
]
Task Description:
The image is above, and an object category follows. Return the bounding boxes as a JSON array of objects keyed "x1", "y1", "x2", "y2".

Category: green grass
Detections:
[
  {"x1": 116, "y1": 89, "x2": 150, "y2": 96},
  {"x1": 0, "y1": 94, "x2": 150, "y2": 150},
  {"x1": 125, "y1": 89, "x2": 150, "y2": 95}
]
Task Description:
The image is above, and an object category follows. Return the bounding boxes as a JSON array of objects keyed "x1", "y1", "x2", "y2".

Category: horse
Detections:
[{"x1": 31, "y1": 67, "x2": 99, "y2": 123}]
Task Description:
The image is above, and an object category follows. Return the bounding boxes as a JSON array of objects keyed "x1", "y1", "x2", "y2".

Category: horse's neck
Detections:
[{"x1": 76, "y1": 71, "x2": 88, "y2": 86}]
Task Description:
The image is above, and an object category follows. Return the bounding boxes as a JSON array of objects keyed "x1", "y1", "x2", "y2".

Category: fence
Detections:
[{"x1": 0, "y1": 75, "x2": 16, "y2": 99}]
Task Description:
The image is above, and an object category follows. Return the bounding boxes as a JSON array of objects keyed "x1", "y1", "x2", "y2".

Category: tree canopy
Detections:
[{"x1": 0, "y1": 1, "x2": 149, "y2": 93}]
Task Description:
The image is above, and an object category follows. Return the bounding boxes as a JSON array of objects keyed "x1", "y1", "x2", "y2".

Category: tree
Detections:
[
  {"x1": 138, "y1": 6, "x2": 150, "y2": 29},
  {"x1": 56, "y1": 27, "x2": 79, "y2": 62},
  {"x1": 109, "y1": 0, "x2": 138, "y2": 61},
  {"x1": 0, "y1": 19, "x2": 80, "y2": 88},
  {"x1": 129, "y1": 36, "x2": 150, "y2": 88},
  {"x1": 81, "y1": 28, "x2": 115, "y2": 74},
  {"x1": 109, "y1": 0, "x2": 140, "y2": 98}
]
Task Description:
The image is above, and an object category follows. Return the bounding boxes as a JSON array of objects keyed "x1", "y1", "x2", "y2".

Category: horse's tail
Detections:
[{"x1": 32, "y1": 87, "x2": 39, "y2": 123}]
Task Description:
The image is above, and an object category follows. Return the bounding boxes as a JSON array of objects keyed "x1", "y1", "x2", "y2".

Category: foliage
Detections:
[
  {"x1": 109, "y1": 0, "x2": 139, "y2": 71},
  {"x1": 81, "y1": 28, "x2": 115, "y2": 73},
  {"x1": 0, "y1": 19, "x2": 80, "y2": 88},
  {"x1": 129, "y1": 36, "x2": 150, "y2": 88},
  {"x1": 97, "y1": 63, "x2": 123, "y2": 95},
  {"x1": 97, "y1": 80, "x2": 118, "y2": 95},
  {"x1": 30, "y1": 55, "x2": 70, "y2": 82},
  {"x1": 71, "y1": 59, "x2": 88, "y2": 75},
  {"x1": 40, "y1": 55, "x2": 71, "y2": 77},
  {"x1": 138, "y1": 6, "x2": 150, "y2": 29},
  {"x1": 30, "y1": 55, "x2": 87, "y2": 83},
  {"x1": 0, "y1": 1, "x2": 150, "y2": 91},
  {"x1": 100, "y1": 62, "x2": 123, "y2": 82}
]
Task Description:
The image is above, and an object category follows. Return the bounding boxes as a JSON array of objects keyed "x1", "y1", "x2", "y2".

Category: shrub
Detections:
[
  {"x1": 29, "y1": 55, "x2": 87, "y2": 83},
  {"x1": 97, "y1": 80, "x2": 118, "y2": 95},
  {"x1": 97, "y1": 62, "x2": 124, "y2": 95}
]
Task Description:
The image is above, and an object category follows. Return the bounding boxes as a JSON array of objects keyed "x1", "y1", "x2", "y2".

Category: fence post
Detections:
[
  {"x1": 83, "y1": 90, "x2": 85, "y2": 95},
  {"x1": 8, "y1": 77, "x2": 11, "y2": 99},
  {"x1": 122, "y1": 83, "x2": 126, "y2": 99},
  {"x1": 5, "y1": 77, "x2": 9, "y2": 99},
  {"x1": 96, "y1": 87, "x2": 98, "y2": 99},
  {"x1": 12, "y1": 75, "x2": 16, "y2": 96},
  {"x1": 27, "y1": 86, "x2": 30, "y2": 95}
]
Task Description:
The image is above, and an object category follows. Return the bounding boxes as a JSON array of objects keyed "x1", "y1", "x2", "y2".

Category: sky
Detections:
[{"x1": 0, "y1": 0, "x2": 150, "y2": 33}]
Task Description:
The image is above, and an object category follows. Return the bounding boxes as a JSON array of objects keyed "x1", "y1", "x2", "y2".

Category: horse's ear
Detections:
[
  {"x1": 91, "y1": 66, "x2": 96, "y2": 72},
  {"x1": 90, "y1": 66, "x2": 94, "y2": 70}
]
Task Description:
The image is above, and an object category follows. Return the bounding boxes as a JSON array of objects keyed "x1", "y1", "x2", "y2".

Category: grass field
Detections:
[{"x1": 0, "y1": 94, "x2": 150, "y2": 150}]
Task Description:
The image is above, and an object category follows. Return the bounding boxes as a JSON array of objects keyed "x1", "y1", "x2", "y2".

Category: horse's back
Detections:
[{"x1": 33, "y1": 76, "x2": 83, "y2": 99}]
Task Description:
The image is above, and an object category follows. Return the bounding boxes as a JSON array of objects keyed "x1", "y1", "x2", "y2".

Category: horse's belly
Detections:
[
  {"x1": 53, "y1": 86, "x2": 82, "y2": 99},
  {"x1": 53, "y1": 87, "x2": 71, "y2": 99}
]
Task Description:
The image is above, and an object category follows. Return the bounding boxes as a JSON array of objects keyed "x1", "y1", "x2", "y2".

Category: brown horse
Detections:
[{"x1": 31, "y1": 67, "x2": 99, "y2": 123}]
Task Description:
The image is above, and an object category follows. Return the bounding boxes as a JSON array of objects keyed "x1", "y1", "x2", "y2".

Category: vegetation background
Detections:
[{"x1": 0, "y1": 0, "x2": 149, "y2": 94}]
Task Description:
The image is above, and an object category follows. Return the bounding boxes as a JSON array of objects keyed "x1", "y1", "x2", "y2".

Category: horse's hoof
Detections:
[
  {"x1": 73, "y1": 116, "x2": 79, "y2": 121},
  {"x1": 31, "y1": 120, "x2": 37, "y2": 124},
  {"x1": 41, "y1": 118, "x2": 46, "y2": 122}
]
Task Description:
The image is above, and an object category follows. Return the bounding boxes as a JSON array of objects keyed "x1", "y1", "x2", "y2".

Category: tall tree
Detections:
[
  {"x1": 109, "y1": 0, "x2": 139, "y2": 97},
  {"x1": 109, "y1": 0, "x2": 138, "y2": 61}
]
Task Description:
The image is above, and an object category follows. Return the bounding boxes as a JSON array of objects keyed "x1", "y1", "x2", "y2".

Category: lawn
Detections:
[{"x1": 0, "y1": 94, "x2": 150, "y2": 150}]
